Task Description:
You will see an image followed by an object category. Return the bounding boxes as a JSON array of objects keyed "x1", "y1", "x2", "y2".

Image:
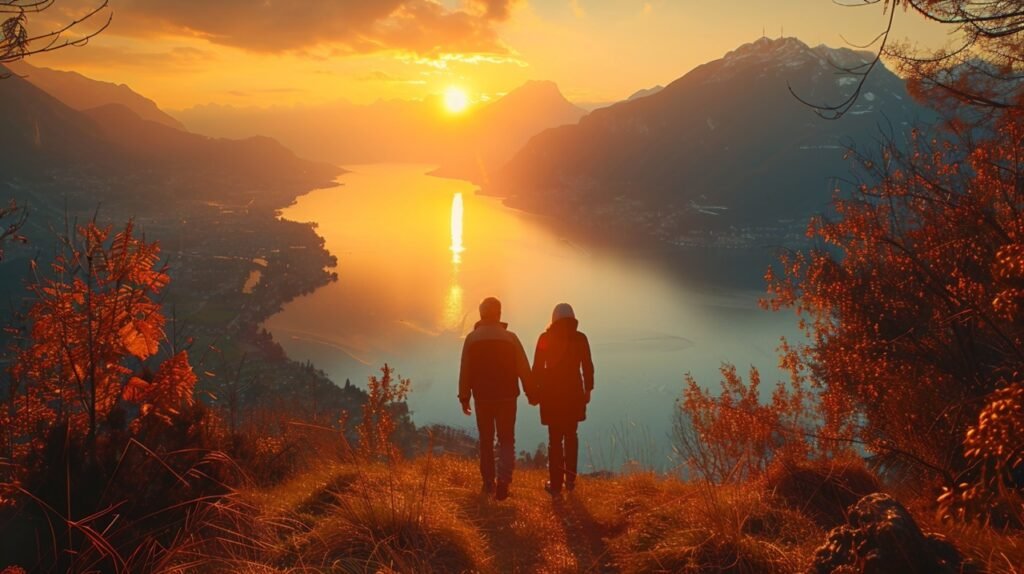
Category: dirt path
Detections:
[{"x1": 458, "y1": 476, "x2": 618, "y2": 574}]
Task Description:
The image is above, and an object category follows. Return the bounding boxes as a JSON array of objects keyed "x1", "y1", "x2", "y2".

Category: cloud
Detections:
[
  {"x1": 352, "y1": 70, "x2": 427, "y2": 85},
  {"x1": 466, "y1": 0, "x2": 517, "y2": 20},
  {"x1": 110, "y1": 0, "x2": 519, "y2": 56},
  {"x1": 223, "y1": 87, "x2": 307, "y2": 97},
  {"x1": 26, "y1": 43, "x2": 214, "y2": 70}
]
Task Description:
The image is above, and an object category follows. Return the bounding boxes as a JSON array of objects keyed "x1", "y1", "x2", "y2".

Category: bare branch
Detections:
[
  {"x1": 0, "y1": 0, "x2": 110, "y2": 67},
  {"x1": 0, "y1": 200, "x2": 28, "y2": 261},
  {"x1": 789, "y1": 3, "x2": 897, "y2": 119}
]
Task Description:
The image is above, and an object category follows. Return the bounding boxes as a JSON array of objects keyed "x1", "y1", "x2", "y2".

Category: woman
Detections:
[{"x1": 532, "y1": 303, "x2": 594, "y2": 494}]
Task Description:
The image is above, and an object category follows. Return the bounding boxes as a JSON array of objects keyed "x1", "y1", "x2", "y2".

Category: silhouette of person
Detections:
[
  {"x1": 532, "y1": 303, "x2": 594, "y2": 495},
  {"x1": 458, "y1": 296, "x2": 534, "y2": 501}
]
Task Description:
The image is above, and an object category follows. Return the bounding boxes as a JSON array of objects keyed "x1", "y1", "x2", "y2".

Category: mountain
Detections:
[
  {"x1": 0, "y1": 65, "x2": 115, "y2": 175},
  {"x1": 83, "y1": 104, "x2": 339, "y2": 191},
  {"x1": 431, "y1": 81, "x2": 587, "y2": 183},
  {"x1": 627, "y1": 85, "x2": 664, "y2": 101},
  {"x1": 0, "y1": 67, "x2": 338, "y2": 201},
  {"x1": 492, "y1": 37, "x2": 933, "y2": 234},
  {"x1": 7, "y1": 60, "x2": 185, "y2": 130},
  {"x1": 174, "y1": 98, "x2": 433, "y2": 165},
  {"x1": 173, "y1": 80, "x2": 586, "y2": 173}
]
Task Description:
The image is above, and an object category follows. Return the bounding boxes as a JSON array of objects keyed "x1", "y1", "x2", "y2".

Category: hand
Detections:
[
  {"x1": 461, "y1": 402, "x2": 472, "y2": 416},
  {"x1": 585, "y1": 390, "x2": 592, "y2": 404}
]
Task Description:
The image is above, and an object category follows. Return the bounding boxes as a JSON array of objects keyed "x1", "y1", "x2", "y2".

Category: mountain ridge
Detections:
[
  {"x1": 490, "y1": 36, "x2": 933, "y2": 238},
  {"x1": 0, "y1": 67, "x2": 339, "y2": 203},
  {"x1": 8, "y1": 60, "x2": 186, "y2": 130}
]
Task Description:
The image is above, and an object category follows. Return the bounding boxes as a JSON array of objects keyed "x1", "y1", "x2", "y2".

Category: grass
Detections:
[
  {"x1": 5, "y1": 449, "x2": 1023, "y2": 572},
  {"x1": 209, "y1": 456, "x2": 828, "y2": 573}
]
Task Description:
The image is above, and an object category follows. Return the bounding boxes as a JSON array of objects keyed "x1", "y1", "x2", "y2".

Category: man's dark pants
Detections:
[
  {"x1": 475, "y1": 399, "x2": 517, "y2": 486},
  {"x1": 547, "y1": 420, "x2": 579, "y2": 489}
]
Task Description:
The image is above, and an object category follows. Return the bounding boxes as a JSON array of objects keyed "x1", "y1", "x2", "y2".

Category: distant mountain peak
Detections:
[
  {"x1": 501, "y1": 80, "x2": 571, "y2": 103},
  {"x1": 703, "y1": 36, "x2": 880, "y2": 89},
  {"x1": 724, "y1": 36, "x2": 810, "y2": 59},
  {"x1": 628, "y1": 85, "x2": 664, "y2": 101},
  {"x1": 483, "y1": 80, "x2": 584, "y2": 119},
  {"x1": 720, "y1": 36, "x2": 873, "y2": 70}
]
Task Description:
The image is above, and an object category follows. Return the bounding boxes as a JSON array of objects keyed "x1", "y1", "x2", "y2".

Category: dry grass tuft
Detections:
[
  {"x1": 765, "y1": 457, "x2": 881, "y2": 528},
  {"x1": 609, "y1": 484, "x2": 821, "y2": 573},
  {"x1": 917, "y1": 511, "x2": 1024, "y2": 573}
]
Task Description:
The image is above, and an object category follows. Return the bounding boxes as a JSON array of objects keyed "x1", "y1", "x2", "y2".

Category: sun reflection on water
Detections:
[
  {"x1": 450, "y1": 192, "x2": 465, "y2": 265},
  {"x1": 444, "y1": 191, "x2": 466, "y2": 331},
  {"x1": 443, "y1": 281, "x2": 464, "y2": 332}
]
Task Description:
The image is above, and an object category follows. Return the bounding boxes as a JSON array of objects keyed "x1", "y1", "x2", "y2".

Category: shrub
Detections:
[
  {"x1": 766, "y1": 458, "x2": 882, "y2": 528},
  {"x1": 674, "y1": 364, "x2": 816, "y2": 484}
]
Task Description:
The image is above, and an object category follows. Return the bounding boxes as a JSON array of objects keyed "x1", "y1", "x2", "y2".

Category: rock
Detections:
[{"x1": 808, "y1": 493, "x2": 967, "y2": 574}]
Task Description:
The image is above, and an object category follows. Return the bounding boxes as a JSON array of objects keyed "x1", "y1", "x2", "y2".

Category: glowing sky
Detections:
[{"x1": 27, "y1": 1, "x2": 955, "y2": 110}]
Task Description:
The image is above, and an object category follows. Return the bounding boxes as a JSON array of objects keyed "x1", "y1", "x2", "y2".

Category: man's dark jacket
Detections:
[{"x1": 458, "y1": 320, "x2": 534, "y2": 404}]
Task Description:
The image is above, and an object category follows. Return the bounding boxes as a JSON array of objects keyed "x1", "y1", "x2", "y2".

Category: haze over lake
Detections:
[{"x1": 265, "y1": 164, "x2": 798, "y2": 470}]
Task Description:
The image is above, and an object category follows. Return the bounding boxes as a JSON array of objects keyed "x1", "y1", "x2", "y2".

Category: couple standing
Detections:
[{"x1": 458, "y1": 296, "x2": 594, "y2": 501}]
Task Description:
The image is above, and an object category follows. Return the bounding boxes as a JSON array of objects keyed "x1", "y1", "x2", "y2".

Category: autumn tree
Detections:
[
  {"x1": 2, "y1": 220, "x2": 198, "y2": 468},
  {"x1": 763, "y1": 103, "x2": 1024, "y2": 516},
  {"x1": 356, "y1": 364, "x2": 412, "y2": 461}
]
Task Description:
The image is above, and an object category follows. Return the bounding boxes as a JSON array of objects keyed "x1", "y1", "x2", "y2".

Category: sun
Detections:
[{"x1": 443, "y1": 86, "x2": 470, "y2": 114}]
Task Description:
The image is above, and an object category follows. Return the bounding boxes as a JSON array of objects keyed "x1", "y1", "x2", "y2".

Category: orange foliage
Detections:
[
  {"x1": 2, "y1": 221, "x2": 197, "y2": 466},
  {"x1": 675, "y1": 364, "x2": 815, "y2": 483},
  {"x1": 765, "y1": 108, "x2": 1024, "y2": 494},
  {"x1": 356, "y1": 364, "x2": 411, "y2": 461}
]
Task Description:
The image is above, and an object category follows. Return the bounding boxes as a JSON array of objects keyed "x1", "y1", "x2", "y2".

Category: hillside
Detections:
[
  {"x1": 82, "y1": 103, "x2": 340, "y2": 197},
  {"x1": 0, "y1": 65, "x2": 115, "y2": 175},
  {"x1": 239, "y1": 457, "x2": 821, "y2": 573},
  {"x1": 70, "y1": 451, "x2": 1009, "y2": 573},
  {"x1": 7, "y1": 60, "x2": 185, "y2": 130},
  {"x1": 0, "y1": 67, "x2": 339, "y2": 204},
  {"x1": 492, "y1": 37, "x2": 934, "y2": 235}
]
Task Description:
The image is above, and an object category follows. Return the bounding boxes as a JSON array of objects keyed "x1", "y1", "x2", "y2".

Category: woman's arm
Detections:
[{"x1": 580, "y1": 333, "x2": 595, "y2": 392}]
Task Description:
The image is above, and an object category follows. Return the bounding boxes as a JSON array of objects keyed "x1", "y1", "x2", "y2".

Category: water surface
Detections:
[{"x1": 265, "y1": 164, "x2": 798, "y2": 470}]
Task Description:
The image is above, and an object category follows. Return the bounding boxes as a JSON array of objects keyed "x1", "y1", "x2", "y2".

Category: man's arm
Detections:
[{"x1": 458, "y1": 338, "x2": 473, "y2": 415}]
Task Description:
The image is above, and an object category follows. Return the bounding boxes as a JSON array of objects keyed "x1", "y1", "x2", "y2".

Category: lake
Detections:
[{"x1": 263, "y1": 164, "x2": 799, "y2": 471}]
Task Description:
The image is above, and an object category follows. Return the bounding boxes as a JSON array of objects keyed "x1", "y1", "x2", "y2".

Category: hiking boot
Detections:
[
  {"x1": 481, "y1": 481, "x2": 495, "y2": 495},
  {"x1": 495, "y1": 482, "x2": 510, "y2": 501},
  {"x1": 544, "y1": 481, "x2": 562, "y2": 496}
]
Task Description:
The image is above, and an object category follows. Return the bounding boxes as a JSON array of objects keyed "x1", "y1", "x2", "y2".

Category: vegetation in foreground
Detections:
[{"x1": 6, "y1": 427, "x2": 1023, "y2": 573}]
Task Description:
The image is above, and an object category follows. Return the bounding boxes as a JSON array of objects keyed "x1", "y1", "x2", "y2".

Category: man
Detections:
[{"x1": 459, "y1": 296, "x2": 534, "y2": 501}]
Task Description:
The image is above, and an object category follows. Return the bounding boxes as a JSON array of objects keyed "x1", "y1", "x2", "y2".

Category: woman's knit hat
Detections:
[{"x1": 551, "y1": 303, "x2": 575, "y2": 323}]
